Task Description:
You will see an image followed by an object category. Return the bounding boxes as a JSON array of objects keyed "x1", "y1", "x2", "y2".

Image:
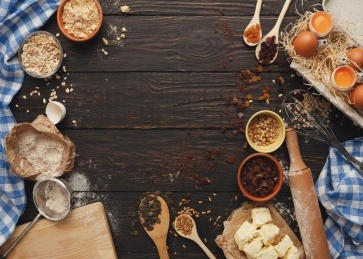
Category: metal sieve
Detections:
[{"x1": 0, "y1": 177, "x2": 72, "y2": 258}]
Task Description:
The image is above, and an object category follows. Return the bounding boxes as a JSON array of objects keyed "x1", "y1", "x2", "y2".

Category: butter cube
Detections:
[
  {"x1": 274, "y1": 234, "x2": 293, "y2": 257},
  {"x1": 283, "y1": 245, "x2": 300, "y2": 259},
  {"x1": 255, "y1": 245, "x2": 279, "y2": 259},
  {"x1": 259, "y1": 223, "x2": 279, "y2": 245},
  {"x1": 234, "y1": 221, "x2": 258, "y2": 250},
  {"x1": 251, "y1": 207, "x2": 273, "y2": 227},
  {"x1": 243, "y1": 236, "x2": 263, "y2": 259}
]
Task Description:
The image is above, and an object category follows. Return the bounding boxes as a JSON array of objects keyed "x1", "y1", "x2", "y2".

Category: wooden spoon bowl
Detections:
[
  {"x1": 174, "y1": 214, "x2": 216, "y2": 259},
  {"x1": 139, "y1": 195, "x2": 170, "y2": 259}
]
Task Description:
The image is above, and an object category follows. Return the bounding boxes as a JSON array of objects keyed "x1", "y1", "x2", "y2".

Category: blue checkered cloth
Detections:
[
  {"x1": 0, "y1": 0, "x2": 60, "y2": 246},
  {"x1": 316, "y1": 137, "x2": 363, "y2": 259}
]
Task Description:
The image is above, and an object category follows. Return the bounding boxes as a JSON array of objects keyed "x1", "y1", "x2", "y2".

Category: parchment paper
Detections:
[{"x1": 215, "y1": 201, "x2": 305, "y2": 259}]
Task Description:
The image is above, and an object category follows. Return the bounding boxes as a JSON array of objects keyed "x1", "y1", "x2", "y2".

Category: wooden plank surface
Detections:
[{"x1": 3, "y1": 0, "x2": 363, "y2": 258}]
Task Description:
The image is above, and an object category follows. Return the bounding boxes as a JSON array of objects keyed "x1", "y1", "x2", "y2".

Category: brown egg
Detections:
[
  {"x1": 350, "y1": 84, "x2": 363, "y2": 109},
  {"x1": 347, "y1": 48, "x2": 363, "y2": 71},
  {"x1": 293, "y1": 31, "x2": 318, "y2": 58}
]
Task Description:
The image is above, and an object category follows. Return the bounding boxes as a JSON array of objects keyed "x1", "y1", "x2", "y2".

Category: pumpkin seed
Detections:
[
  {"x1": 130, "y1": 231, "x2": 139, "y2": 235},
  {"x1": 175, "y1": 171, "x2": 180, "y2": 179},
  {"x1": 147, "y1": 226, "x2": 154, "y2": 231},
  {"x1": 128, "y1": 212, "x2": 137, "y2": 218},
  {"x1": 169, "y1": 173, "x2": 174, "y2": 183},
  {"x1": 154, "y1": 191, "x2": 161, "y2": 196}
]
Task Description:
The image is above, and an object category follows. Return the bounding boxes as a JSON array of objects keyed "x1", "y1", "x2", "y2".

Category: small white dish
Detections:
[{"x1": 46, "y1": 101, "x2": 66, "y2": 124}]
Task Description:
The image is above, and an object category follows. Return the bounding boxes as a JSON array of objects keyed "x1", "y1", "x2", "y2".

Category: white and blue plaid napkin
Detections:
[
  {"x1": 316, "y1": 137, "x2": 363, "y2": 259},
  {"x1": 0, "y1": 0, "x2": 60, "y2": 246}
]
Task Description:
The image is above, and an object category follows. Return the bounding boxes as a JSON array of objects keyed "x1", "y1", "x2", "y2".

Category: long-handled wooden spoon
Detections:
[
  {"x1": 255, "y1": 0, "x2": 291, "y2": 64},
  {"x1": 243, "y1": 0, "x2": 263, "y2": 46},
  {"x1": 174, "y1": 214, "x2": 216, "y2": 259},
  {"x1": 140, "y1": 196, "x2": 170, "y2": 259}
]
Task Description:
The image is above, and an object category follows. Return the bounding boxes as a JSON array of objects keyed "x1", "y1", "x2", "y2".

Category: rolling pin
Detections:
[{"x1": 285, "y1": 128, "x2": 330, "y2": 259}]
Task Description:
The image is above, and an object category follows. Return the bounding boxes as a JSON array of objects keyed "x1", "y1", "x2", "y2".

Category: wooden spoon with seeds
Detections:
[
  {"x1": 174, "y1": 214, "x2": 216, "y2": 259},
  {"x1": 139, "y1": 195, "x2": 170, "y2": 259}
]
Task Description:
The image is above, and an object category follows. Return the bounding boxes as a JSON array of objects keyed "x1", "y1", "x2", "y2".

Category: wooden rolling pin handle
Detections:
[{"x1": 285, "y1": 128, "x2": 331, "y2": 259}]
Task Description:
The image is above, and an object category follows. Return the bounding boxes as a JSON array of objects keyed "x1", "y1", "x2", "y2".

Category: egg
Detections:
[
  {"x1": 350, "y1": 84, "x2": 363, "y2": 109},
  {"x1": 293, "y1": 31, "x2": 318, "y2": 58},
  {"x1": 347, "y1": 48, "x2": 363, "y2": 71}
]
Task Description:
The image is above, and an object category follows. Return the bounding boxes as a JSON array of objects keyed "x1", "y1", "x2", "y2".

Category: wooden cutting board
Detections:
[{"x1": 0, "y1": 202, "x2": 117, "y2": 259}]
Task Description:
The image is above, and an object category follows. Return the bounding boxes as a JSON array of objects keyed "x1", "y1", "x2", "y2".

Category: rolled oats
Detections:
[{"x1": 20, "y1": 33, "x2": 61, "y2": 77}]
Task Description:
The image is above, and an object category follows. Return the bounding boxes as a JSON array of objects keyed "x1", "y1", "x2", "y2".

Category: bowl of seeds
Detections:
[
  {"x1": 245, "y1": 110, "x2": 286, "y2": 153},
  {"x1": 57, "y1": 0, "x2": 103, "y2": 42},
  {"x1": 18, "y1": 31, "x2": 63, "y2": 78}
]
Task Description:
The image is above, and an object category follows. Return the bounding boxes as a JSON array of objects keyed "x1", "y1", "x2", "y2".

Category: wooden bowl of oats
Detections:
[
  {"x1": 57, "y1": 0, "x2": 103, "y2": 42},
  {"x1": 18, "y1": 31, "x2": 63, "y2": 78},
  {"x1": 245, "y1": 110, "x2": 286, "y2": 153}
]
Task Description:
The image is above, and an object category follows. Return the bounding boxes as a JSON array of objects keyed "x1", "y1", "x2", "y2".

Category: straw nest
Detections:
[{"x1": 281, "y1": 10, "x2": 363, "y2": 106}]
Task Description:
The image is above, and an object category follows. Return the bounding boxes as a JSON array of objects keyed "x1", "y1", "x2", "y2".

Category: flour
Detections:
[
  {"x1": 45, "y1": 181, "x2": 69, "y2": 214},
  {"x1": 274, "y1": 201, "x2": 296, "y2": 225},
  {"x1": 68, "y1": 172, "x2": 91, "y2": 191},
  {"x1": 17, "y1": 128, "x2": 65, "y2": 179}
]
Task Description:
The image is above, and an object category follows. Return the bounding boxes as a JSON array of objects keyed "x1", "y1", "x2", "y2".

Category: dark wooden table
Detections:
[{"x1": 9, "y1": 0, "x2": 363, "y2": 258}]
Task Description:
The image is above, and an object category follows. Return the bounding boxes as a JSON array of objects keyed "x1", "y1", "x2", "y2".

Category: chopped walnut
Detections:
[{"x1": 248, "y1": 115, "x2": 280, "y2": 146}]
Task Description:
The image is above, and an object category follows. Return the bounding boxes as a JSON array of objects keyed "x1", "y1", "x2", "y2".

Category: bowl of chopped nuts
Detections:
[
  {"x1": 245, "y1": 110, "x2": 286, "y2": 153},
  {"x1": 237, "y1": 153, "x2": 283, "y2": 202},
  {"x1": 18, "y1": 31, "x2": 63, "y2": 78},
  {"x1": 57, "y1": 0, "x2": 103, "y2": 42}
]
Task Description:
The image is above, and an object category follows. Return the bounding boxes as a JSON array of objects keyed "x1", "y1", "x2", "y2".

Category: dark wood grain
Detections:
[{"x1": 5, "y1": 0, "x2": 362, "y2": 258}]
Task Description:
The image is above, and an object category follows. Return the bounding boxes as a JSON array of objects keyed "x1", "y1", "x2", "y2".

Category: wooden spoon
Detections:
[
  {"x1": 255, "y1": 0, "x2": 291, "y2": 64},
  {"x1": 243, "y1": 0, "x2": 263, "y2": 46},
  {"x1": 140, "y1": 196, "x2": 170, "y2": 259},
  {"x1": 174, "y1": 214, "x2": 216, "y2": 259}
]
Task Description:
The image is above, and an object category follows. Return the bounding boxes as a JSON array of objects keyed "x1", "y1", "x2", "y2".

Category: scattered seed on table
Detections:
[
  {"x1": 174, "y1": 233, "x2": 178, "y2": 237},
  {"x1": 201, "y1": 211, "x2": 206, "y2": 215},
  {"x1": 213, "y1": 193, "x2": 217, "y2": 196},
  {"x1": 235, "y1": 195, "x2": 238, "y2": 201},
  {"x1": 207, "y1": 210, "x2": 211, "y2": 214},
  {"x1": 182, "y1": 245, "x2": 186, "y2": 249},
  {"x1": 66, "y1": 88, "x2": 69, "y2": 93},
  {"x1": 209, "y1": 218, "x2": 212, "y2": 222},
  {"x1": 213, "y1": 222, "x2": 217, "y2": 226},
  {"x1": 130, "y1": 231, "x2": 139, "y2": 235},
  {"x1": 198, "y1": 201, "x2": 203, "y2": 204},
  {"x1": 204, "y1": 238, "x2": 207, "y2": 243},
  {"x1": 208, "y1": 197, "x2": 212, "y2": 202},
  {"x1": 23, "y1": 95, "x2": 26, "y2": 99}
]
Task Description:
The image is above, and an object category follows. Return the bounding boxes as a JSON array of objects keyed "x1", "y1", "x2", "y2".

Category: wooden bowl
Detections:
[
  {"x1": 57, "y1": 0, "x2": 103, "y2": 42},
  {"x1": 237, "y1": 153, "x2": 283, "y2": 202},
  {"x1": 245, "y1": 110, "x2": 286, "y2": 153}
]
